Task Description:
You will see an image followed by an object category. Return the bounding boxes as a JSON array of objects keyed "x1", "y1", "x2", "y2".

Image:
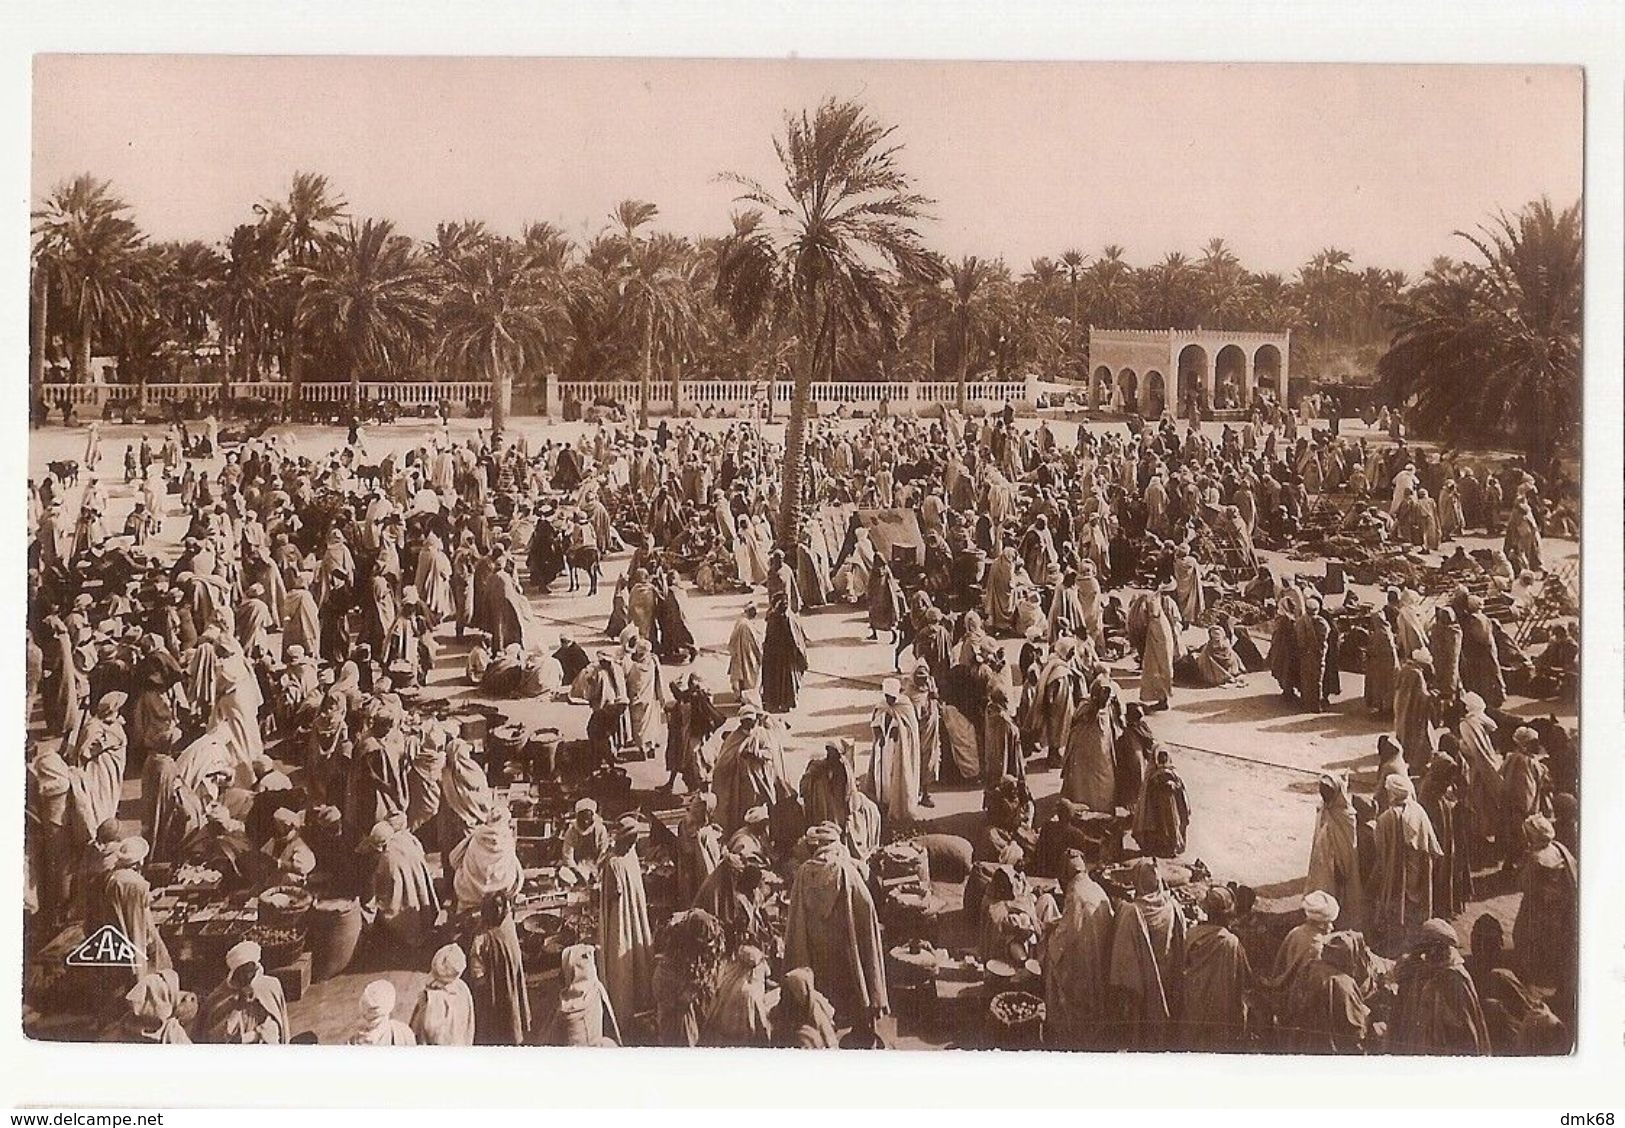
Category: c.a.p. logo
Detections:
[{"x1": 65, "y1": 924, "x2": 139, "y2": 967}]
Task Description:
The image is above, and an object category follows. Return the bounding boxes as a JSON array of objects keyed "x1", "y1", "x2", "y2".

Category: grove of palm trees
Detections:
[{"x1": 31, "y1": 99, "x2": 1581, "y2": 477}]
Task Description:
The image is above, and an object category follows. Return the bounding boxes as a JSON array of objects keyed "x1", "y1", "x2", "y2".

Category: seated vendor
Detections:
[
  {"x1": 1242, "y1": 565, "x2": 1281, "y2": 609},
  {"x1": 465, "y1": 638, "x2": 491, "y2": 685},
  {"x1": 180, "y1": 804, "x2": 279, "y2": 891},
  {"x1": 480, "y1": 644, "x2": 527, "y2": 697},
  {"x1": 1440, "y1": 545, "x2": 1476, "y2": 573},
  {"x1": 1031, "y1": 799, "x2": 1095, "y2": 878},
  {"x1": 976, "y1": 775, "x2": 1037, "y2": 867},
  {"x1": 262, "y1": 808, "x2": 317, "y2": 883},
  {"x1": 1190, "y1": 624, "x2": 1247, "y2": 687},
  {"x1": 560, "y1": 797, "x2": 611, "y2": 872},
  {"x1": 976, "y1": 865, "x2": 1054, "y2": 964},
  {"x1": 1528, "y1": 623, "x2": 1578, "y2": 699}
]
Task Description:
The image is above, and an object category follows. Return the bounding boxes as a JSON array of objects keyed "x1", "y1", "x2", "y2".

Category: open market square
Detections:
[{"x1": 24, "y1": 58, "x2": 1582, "y2": 1057}]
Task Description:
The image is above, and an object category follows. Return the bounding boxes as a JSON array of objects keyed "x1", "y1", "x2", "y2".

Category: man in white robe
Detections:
[{"x1": 867, "y1": 678, "x2": 921, "y2": 825}]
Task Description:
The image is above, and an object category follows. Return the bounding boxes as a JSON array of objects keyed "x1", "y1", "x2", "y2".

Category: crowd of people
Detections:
[{"x1": 23, "y1": 390, "x2": 1578, "y2": 1052}]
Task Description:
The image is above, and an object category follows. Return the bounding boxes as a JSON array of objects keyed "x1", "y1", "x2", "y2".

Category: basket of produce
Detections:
[
  {"x1": 486, "y1": 723, "x2": 528, "y2": 766},
  {"x1": 988, "y1": 990, "x2": 1046, "y2": 1047},
  {"x1": 257, "y1": 885, "x2": 314, "y2": 931},
  {"x1": 248, "y1": 923, "x2": 306, "y2": 970}
]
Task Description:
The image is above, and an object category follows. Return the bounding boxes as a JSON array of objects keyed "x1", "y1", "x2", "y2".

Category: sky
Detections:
[{"x1": 32, "y1": 57, "x2": 1584, "y2": 278}]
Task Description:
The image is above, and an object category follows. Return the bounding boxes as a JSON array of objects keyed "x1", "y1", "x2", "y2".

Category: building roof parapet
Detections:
[{"x1": 1091, "y1": 326, "x2": 1290, "y2": 344}]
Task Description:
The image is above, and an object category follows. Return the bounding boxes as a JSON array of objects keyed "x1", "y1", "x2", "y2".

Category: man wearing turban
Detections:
[
  {"x1": 1181, "y1": 885, "x2": 1253, "y2": 1050},
  {"x1": 784, "y1": 822, "x2": 888, "y2": 1026},
  {"x1": 196, "y1": 940, "x2": 289, "y2": 1044},
  {"x1": 1305, "y1": 773, "x2": 1364, "y2": 930},
  {"x1": 1390, "y1": 919, "x2": 1491, "y2": 1055},
  {"x1": 349, "y1": 979, "x2": 416, "y2": 1045},
  {"x1": 411, "y1": 945, "x2": 475, "y2": 1046},
  {"x1": 1372, "y1": 775, "x2": 1444, "y2": 952}
]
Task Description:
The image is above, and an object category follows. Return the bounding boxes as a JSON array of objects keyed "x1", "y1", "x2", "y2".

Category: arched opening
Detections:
[
  {"x1": 1177, "y1": 344, "x2": 1210, "y2": 415},
  {"x1": 1144, "y1": 370, "x2": 1165, "y2": 417},
  {"x1": 1253, "y1": 344, "x2": 1282, "y2": 403},
  {"x1": 1093, "y1": 365, "x2": 1113, "y2": 409},
  {"x1": 1214, "y1": 344, "x2": 1247, "y2": 410},
  {"x1": 1117, "y1": 368, "x2": 1139, "y2": 415}
]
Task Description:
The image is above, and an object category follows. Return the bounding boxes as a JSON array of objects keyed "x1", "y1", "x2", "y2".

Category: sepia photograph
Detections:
[{"x1": 20, "y1": 54, "x2": 1589, "y2": 1064}]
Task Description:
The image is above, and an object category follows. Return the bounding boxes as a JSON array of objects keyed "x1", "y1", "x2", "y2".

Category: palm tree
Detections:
[
  {"x1": 1423, "y1": 255, "x2": 1458, "y2": 285},
  {"x1": 1377, "y1": 197, "x2": 1581, "y2": 472},
  {"x1": 520, "y1": 221, "x2": 575, "y2": 274},
  {"x1": 127, "y1": 240, "x2": 223, "y2": 385},
  {"x1": 298, "y1": 218, "x2": 436, "y2": 405},
  {"x1": 427, "y1": 220, "x2": 492, "y2": 269},
  {"x1": 1087, "y1": 244, "x2": 1133, "y2": 327},
  {"x1": 215, "y1": 222, "x2": 280, "y2": 386},
  {"x1": 720, "y1": 97, "x2": 940, "y2": 548},
  {"x1": 1298, "y1": 246, "x2": 1355, "y2": 340},
  {"x1": 436, "y1": 237, "x2": 569, "y2": 444},
  {"x1": 261, "y1": 173, "x2": 347, "y2": 395},
  {"x1": 1059, "y1": 248, "x2": 1087, "y2": 376},
  {"x1": 559, "y1": 250, "x2": 621, "y2": 383},
  {"x1": 606, "y1": 200, "x2": 697, "y2": 426},
  {"x1": 1139, "y1": 251, "x2": 1200, "y2": 327},
  {"x1": 1198, "y1": 238, "x2": 1251, "y2": 328},
  {"x1": 108, "y1": 240, "x2": 219, "y2": 386},
  {"x1": 1249, "y1": 271, "x2": 1301, "y2": 328},
  {"x1": 917, "y1": 256, "x2": 1009, "y2": 409},
  {"x1": 724, "y1": 99, "x2": 942, "y2": 549},
  {"x1": 714, "y1": 209, "x2": 798, "y2": 407},
  {"x1": 31, "y1": 174, "x2": 149, "y2": 387},
  {"x1": 1017, "y1": 258, "x2": 1067, "y2": 380}
]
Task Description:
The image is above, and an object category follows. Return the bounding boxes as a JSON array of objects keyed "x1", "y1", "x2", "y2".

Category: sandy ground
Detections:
[{"x1": 28, "y1": 413, "x2": 1578, "y2": 1046}]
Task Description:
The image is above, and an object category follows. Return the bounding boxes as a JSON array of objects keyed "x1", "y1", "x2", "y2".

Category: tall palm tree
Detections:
[
  {"x1": 607, "y1": 200, "x2": 698, "y2": 426},
  {"x1": 719, "y1": 97, "x2": 940, "y2": 547},
  {"x1": 1087, "y1": 244, "x2": 1132, "y2": 327},
  {"x1": 1017, "y1": 258, "x2": 1067, "y2": 380},
  {"x1": 298, "y1": 218, "x2": 436, "y2": 405},
  {"x1": 917, "y1": 256, "x2": 1009, "y2": 409},
  {"x1": 1249, "y1": 271, "x2": 1301, "y2": 328},
  {"x1": 1139, "y1": 251, "x2": 1200, "y2": 327},
  {"x1": 1297, "y1": 246, "x2": 1355, "y2": 340},
  {"x1": 105, "y1": 240, "x2": 215, "y2": 386},
  {"x1": 559, "y1": 250, "x2": 621, "y2": 383},
  {"x1": 215, "y1": 222, "x2": 280, "y2": 386},
  {"x1": 714, "y1": 209, "x2": 798, "y2": 405},
  {"x1": 436, "y1": 237, "x2": 569, "y2": 444},
  {"x1": 261, "y1": 173, "x2": 347, "y2": 395},
  {"x1": 136, "y1": 240, "x2": 223, "y2": 383},
  {"x1": 1059, "y1": 248, "x2": 1087, "y2": 376},
  {"x1": 426, "y1": 220, "x2": 495, "y2": 382},
  {"x1": 31, "y1": 174, "x2": 149, "y2": 386},
  {"x1": 1377, "y1": 197, "x2": 1581, "y2": 471},
  {"x1": 1198, "y1": 237, "x2": 1250, "y2": 328}
]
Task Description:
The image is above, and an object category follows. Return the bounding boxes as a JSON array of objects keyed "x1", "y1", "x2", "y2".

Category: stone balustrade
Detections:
[
  {"x1": 42, "y1": 376, "x2": 1034, "y2": 417},
  {"x1": 40, "y1": 380, "x2": 492, "y2": 409},
  {"x1": 554, "y1": 378, "x2": 1029, "y2": 411}
]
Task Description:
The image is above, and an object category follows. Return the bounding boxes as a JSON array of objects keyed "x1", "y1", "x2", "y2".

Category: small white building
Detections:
[{"x1": 1087, "y1": 327, "x2": 1291, "y2": 415}]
